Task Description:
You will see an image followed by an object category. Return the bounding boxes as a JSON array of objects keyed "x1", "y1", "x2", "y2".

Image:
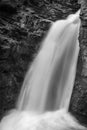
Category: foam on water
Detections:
[{"x1": 0, "y1": 109, "x2": 86, "y2": 130}]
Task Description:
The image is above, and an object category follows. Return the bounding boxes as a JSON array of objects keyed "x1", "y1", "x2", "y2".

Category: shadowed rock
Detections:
[{"x1": 69, "y1": 0, "x2": 87, "y2": 126}]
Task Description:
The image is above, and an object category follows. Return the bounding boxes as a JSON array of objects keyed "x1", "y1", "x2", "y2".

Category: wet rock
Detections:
[{"x1": 69, "y1": 0, "x2": 87, "y2": 126}]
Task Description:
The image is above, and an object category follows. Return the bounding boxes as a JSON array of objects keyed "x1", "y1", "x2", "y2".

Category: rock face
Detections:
[
  {"x1": 0, "y1": 3, "x2": 51, "y2": 119},
  {"x1": 69, "y1": 0, "x2": 87, "y2": 126},
  {"x1": 0, "y1": 0, "x2": 82, "y2": 121}
]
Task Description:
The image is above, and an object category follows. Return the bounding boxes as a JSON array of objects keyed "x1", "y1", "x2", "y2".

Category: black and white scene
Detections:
[{"x1": 0, "y1": 0, "x2": 87, "y2": 130}]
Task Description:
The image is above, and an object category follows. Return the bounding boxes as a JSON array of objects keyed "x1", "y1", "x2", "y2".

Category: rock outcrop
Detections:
[{"x1": 69, "y1": 0, "x2": 87, "y2": 126}]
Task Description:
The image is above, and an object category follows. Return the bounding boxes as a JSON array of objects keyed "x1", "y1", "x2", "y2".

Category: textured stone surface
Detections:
[
  {"x1": 69, "y1": 0, "x2": 87, "y2": 126},
  {"x1": 0, "y1": 7, "x2": 51, "y2": 119},
  {"x1": 0, "y1": 0, "x2": 81, "y2": 121}
]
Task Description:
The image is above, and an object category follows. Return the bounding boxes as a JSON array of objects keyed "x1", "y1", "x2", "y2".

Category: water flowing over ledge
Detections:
[
  {"x1": 0, "y1": 10, "x2": 86, "y2": 130},
  {"x1": 17, "y1": 9, "x2": 80, "y2": 113}
]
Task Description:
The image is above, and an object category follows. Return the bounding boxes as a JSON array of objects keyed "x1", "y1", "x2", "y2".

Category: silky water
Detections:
[{"x1": 0, "y1": 10, "x2": 86, "y2": 130}]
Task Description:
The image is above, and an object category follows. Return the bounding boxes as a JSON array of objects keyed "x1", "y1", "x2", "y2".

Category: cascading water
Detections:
[
  {"x1": 0, "y1": 10, "x2": 86, "y2": 130},
  {"x1": 17, "y1": 10, "x2": 80, "y2": 112}
]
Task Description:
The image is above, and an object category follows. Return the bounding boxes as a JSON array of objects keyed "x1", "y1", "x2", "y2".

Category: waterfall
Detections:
[
  {"x1": 0, "y1": 10, "x2": 86, "y2": 130},
  {"x1": 17, "y1": 10, "x2": 80, "y2": 113}
]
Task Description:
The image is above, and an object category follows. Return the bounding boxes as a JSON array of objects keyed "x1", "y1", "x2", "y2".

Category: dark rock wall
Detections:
[
  {"x1": 0, "y1": 4, "x2": 51, "y2": 119},
  {"x1": 69, "y1": 0, "x2": 87, "y2": 126},
  {"x1": 0, "y1": 0, "x2": 82, "y2": 121}
]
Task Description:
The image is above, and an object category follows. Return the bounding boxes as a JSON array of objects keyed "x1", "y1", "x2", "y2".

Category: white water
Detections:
[
  {"x1": 17, "y1": 10, "x2": 80, "y2": 112},
  {"x1": 0, "y1": 10, "x2": 86, "y2": 130}
]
